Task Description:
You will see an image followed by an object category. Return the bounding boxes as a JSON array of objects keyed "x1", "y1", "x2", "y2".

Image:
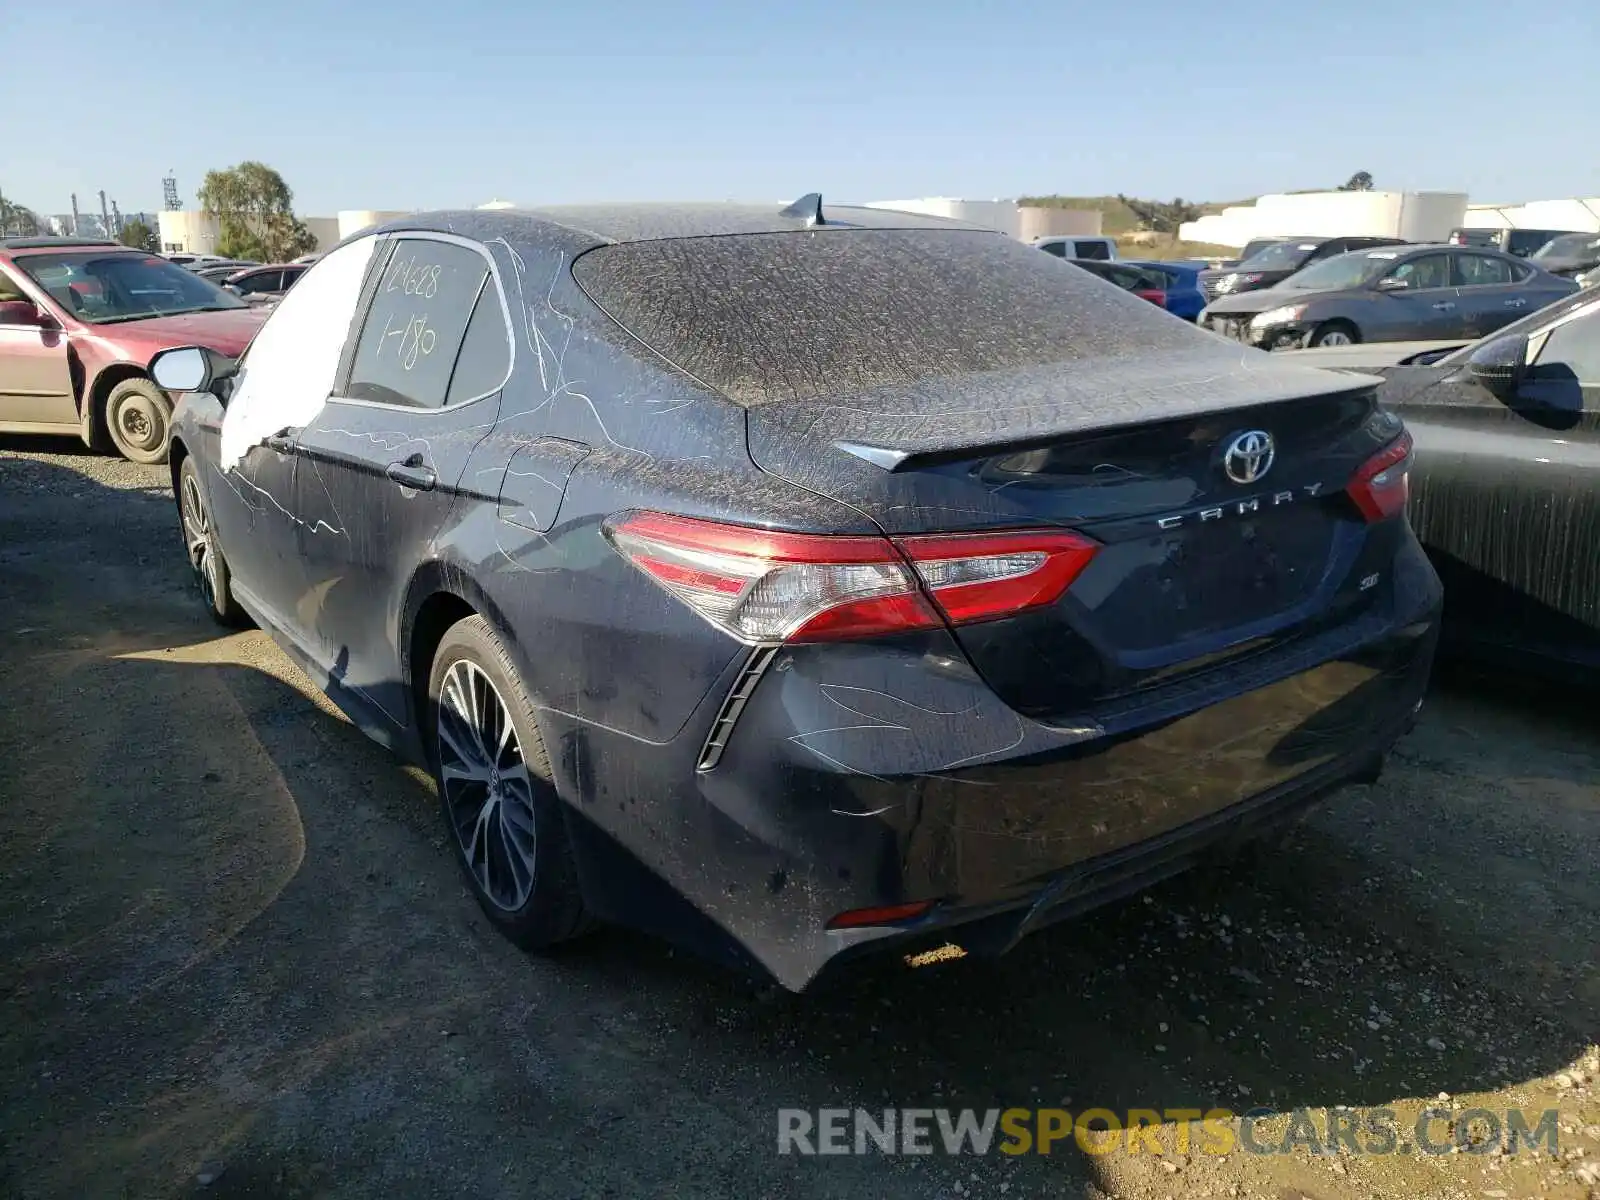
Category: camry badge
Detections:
[{"x1": 1222, "y1": 430, "x2": 1275, "y2": 485}]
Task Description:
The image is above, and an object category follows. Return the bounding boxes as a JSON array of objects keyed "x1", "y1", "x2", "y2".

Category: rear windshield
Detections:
[{"x1": 571, "y1": 230, "x2": 1196, "y2": 408}]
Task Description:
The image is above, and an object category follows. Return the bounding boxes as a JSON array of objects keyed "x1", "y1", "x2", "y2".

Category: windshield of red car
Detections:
[{"x1": 15, "y1": 251, "x2": 248, "y2": 323}]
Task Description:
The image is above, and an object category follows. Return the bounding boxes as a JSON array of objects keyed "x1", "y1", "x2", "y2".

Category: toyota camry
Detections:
[{"x1": 153, "y1": 197, "x2": 1442, "y2": 991}]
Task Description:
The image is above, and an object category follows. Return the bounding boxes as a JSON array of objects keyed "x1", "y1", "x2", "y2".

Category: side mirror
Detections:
[
  {"x1": 149, "y1": 345, "x2": 239, "y2": 401},
  {"x1": 1375, "y1": 276, "x2": 1411, "y2": 292},
  {"x1": 1464, "y1": 332, "x2": 1529, "y2": 402},
  {"x1": 0, "y1": 299, "x2": 46, "y2": 326}
]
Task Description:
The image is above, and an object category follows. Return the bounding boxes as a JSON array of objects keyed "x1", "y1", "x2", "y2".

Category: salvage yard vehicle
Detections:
[
  {"x1": 1125, "y1": 259, "x2": 1207, "y2": 320},
  {"x1": 1199, "y1": 244, "x2": 1577, "y2": 350},
  {"x1": 1529, "y1": 232, "x2": 1600, "y2": 280},
  {"x1": 154, "y1": 198, "x2": 1441, "y2": 991},
  {"x1": 0, "y1": 236, "x2": 267, "y2": 463},
  {"x1": 1448, "y1": 226, "x2": 1583, "y2": 257},
  {"x1": 1063, "y1": 258, "x2": 1167, "y2": 306},
  {"x1": 1198, "y1": 235, "x2": 1407, "y2": 300},
  {"x1": 1283, "y1": 289, "x2": 1600, "y2": 678}
]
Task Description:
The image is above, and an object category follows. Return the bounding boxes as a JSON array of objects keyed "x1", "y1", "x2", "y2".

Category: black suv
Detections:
[
  {"x1": 1200, "y1": 236, "x2": 1407, "y2": 300},
  {"x1": 1448, "y1": 227, "x2": 1582, "y2": 257}
]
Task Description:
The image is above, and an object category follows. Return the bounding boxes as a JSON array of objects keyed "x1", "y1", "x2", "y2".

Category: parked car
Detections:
[
  {"x1": 1199, "y1": 244, "x2": 1577, "y2": 350},
  {"x1": 194, "y1": 261, "x2": 259, "y2": 283},
  {"x1": 165, "y1": 253, "x2": 235, "y2": 270},
  {"x1": 1448, "y1": 227, "x2": 1582, "y2": 257},
  {"x1": 1199, "y1": 236, "x2": 1409, "y2": 300},
  {"x1": 1065, "y1": 258, "x2": 1167, "y2": 306},
  {"x1": 0, "y1": 236, "x2": 266, "y2": 462},
  {"x1": 291, "y1": 252, "x2": 323, "y2": 265},
  {"x1": 1528, "y1": 232, "x2": 1600, "y2": 279},
  {"x1": 1281, "y1": 289, "x2": 1600, "y2": 678},
  {"x1": 1577, "y1": 263, "x2": 1600, "y2": 289},
  {"x1": 153, "y1": 199, "x2": 1440, "y2": 991},
  {"x1": 222, "y1": 263, "x2": 309, "y2": 303},
  {"x1": 1034, "y1": 235, "x2": 1118, "y2": 261},
  {"x1": 1126, "y1": 259, "x2": 1206, "y2": 320}
]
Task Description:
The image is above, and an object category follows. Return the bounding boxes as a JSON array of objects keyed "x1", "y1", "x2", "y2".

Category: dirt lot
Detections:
[{"x1": 1, "y1": 438, "x2": 1597, "y2": 1200}]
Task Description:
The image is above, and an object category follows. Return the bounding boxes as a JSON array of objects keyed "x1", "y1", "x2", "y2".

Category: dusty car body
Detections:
[
  {"x1": 0, "y1": 237, "x2": 265, "y2": 462},
  {"x1": 159, "y1": 201, "x2": 1441, "y2": 991},
  {"x1": 1283, "y1": 290, "x2": 1600, "y2": 678}
]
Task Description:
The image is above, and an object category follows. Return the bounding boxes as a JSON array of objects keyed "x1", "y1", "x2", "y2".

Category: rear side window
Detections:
[
  {"x1": 1455, "y1": 254, "x2": 1513, "y2": 286},
  {"x1": 1073, "y1": 240, "x2": 1111, "y2": 260},
  {"x1": 347, "y1": 239, "x2": 490, "y2": 408},
  {"x1": 572, "y1": 229, "x2": 1199, "y2": 408},
  {"x1": 1036, "y1": 241, "x2": 1067, "y2": 257},
  {"x1": 444, "y1": 287, "x2": 512, "y2": 404}
]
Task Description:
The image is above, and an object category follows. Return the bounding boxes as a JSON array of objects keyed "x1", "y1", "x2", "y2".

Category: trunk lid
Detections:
[{"x1": 747, "y1": 351, "x2": 1399, "y2": 720}]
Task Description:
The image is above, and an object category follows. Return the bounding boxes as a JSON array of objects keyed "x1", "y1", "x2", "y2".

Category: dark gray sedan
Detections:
[{"x1": 1199, "y1": 244, "x2": 1577, "y2": 350}]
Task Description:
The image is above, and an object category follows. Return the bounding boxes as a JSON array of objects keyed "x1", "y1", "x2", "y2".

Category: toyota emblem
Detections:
[{"x1": 1222, "y1": 430, "x2": 1275, "y2": 485}]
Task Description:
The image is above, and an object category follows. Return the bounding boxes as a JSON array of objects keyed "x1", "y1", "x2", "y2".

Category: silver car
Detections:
[{"x1": 1199, "y1": 244, "x2": 1578, "y2": 350}]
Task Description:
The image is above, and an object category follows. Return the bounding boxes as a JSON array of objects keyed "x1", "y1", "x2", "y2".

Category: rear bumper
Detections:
[{"x1": 549, "y1": 544, "x2": 1442, "y2": 992}]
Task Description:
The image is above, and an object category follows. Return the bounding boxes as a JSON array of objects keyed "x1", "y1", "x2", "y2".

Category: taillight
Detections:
[
  {"x1": 1346, "y1": 431, "x2": 1413, "y2": 522},
  {"x1": 826, "y1": 900, "x2": 935, "y2": 930},
  {"x1": 1134, "y1": 288, "x2": 1167, "y2": 306},
  {"x1": 603, "y1": 511, "x2": 1099, "y2": 643}
]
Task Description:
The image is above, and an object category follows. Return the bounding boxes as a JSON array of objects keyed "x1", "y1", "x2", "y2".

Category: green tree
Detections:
[
  {"x1": 1338, "y1": 171, "x2": 1375, "y2": 192},
  {"x1": 197, "y1": 161, "x2": 319, "y2": 261},
  {"x1": 118, "y1": 219, "x2": 157, "y2": 252},
  {"x1": 0, "y1": 191, "x2": 44, "y2": 236}
]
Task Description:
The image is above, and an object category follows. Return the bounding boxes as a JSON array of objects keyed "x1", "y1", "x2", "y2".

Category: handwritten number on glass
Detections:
[
  {"x1": 379, "y1": 312, "x2": 437, "y2": 370},
  {"x1": 384, "y1": 254, "x2": 441, "y2": 299}
]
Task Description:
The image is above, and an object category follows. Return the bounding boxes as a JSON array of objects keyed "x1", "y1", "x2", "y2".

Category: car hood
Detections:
[
  {"x1": 1202, "y1": 285, "x2": 1353, "y2": 316},
  {"x1": 89, "y1": 307, "x2": 268, "y2": 357}
]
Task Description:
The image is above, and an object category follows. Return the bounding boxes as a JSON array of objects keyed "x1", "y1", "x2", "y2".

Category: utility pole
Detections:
[
  {"x1": 98, "y1": 190, "x2": 111, "y2": 238},
  {"x1": 70, "y1": 193, "x2": 82, "y2": 236},
  {"x1": 111, "y1": 199, "x2": 123, "y2": 235}
]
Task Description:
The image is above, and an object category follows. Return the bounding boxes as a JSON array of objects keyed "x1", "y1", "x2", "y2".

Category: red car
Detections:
[{"x1": 0, "y1": 236, "x2": 267, "y2": 463}]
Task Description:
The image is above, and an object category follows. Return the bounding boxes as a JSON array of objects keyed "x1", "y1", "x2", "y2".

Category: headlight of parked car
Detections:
[{"x1": 1250, "y1": 305, "x2": 1304, "y2": 329}]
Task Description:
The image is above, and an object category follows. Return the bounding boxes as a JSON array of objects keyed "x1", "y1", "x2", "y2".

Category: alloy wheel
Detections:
[
  {"x1": 180, "y1": 471, "x2": 221, "y2": 609},
  {"x1": 437, "y1": 659, "x2": 538, "y2": 911},
  {"x1": 1317, "y1": 329, "x2": 1353, "y2": 347}
]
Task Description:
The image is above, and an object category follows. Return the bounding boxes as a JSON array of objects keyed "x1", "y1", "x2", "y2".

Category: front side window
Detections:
[
  {"x1": 346, "y1": 239, "x2": 491, "y2": 408},
  {"x1": 1074, "y1": 240, "x2": 1111, "y2": 261},
  {"x1": 1386, "y1": 254, "x2": 1451, "y2": 290},
  {"x1": 1455, "y1": 254, "x2": 1512, "y2": 287},
  {"x1": 217, "y1": 236, "x2": 380, "y2": 471},
  {"x1": 1036, "y1": 241, "x2": 1067, "y2": 257},
  {"x1": 233, "y1": 270, "x2": 282, "y2": 294},
  {"x1": 16, "y1": 251, "x2": 245, "y2": 323}
]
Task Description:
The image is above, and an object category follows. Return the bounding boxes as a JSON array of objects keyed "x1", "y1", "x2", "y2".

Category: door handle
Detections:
[
  {"x1": 1431, "y1": 301, "x2": 1455, "y2": 310},
  {"x1": 386, "y1": 455, "x2": 437, "y2": 491}
]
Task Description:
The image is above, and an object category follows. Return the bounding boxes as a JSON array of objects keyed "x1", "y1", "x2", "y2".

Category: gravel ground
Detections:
[{"x1": 1, "y1": 437, "x2": 1596, "y2": 1200}]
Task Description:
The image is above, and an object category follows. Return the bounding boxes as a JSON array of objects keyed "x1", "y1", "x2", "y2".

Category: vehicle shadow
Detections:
[{"x1": 3, "y1": 453, "x2": 1594, "y2": 1198}]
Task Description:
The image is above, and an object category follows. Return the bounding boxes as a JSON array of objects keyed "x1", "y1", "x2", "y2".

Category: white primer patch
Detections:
[{"x1": 218, "y1": 237, "x2": 378, "y2": 471}]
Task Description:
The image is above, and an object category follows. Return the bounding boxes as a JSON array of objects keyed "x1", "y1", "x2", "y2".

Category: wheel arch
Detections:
[
  {"x1": 85, "y1": 361, "x2": 153, "y2": 446},
  {"x1": 402, "y1": 563, "x2": 525, "y2": 752}
]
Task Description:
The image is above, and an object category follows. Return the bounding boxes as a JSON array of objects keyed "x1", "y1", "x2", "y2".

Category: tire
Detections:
[
  {"x1": 177, "y1": 457, "x2": 248, "y2": 627},
  {"x1": 105, "y1": 377, "x2": 173, "y2": 464},
  {"x1": 1308, "y1": 321, "x2": 1359, "y2": 348},
  {"x1": 427, "y1": 615, "x2": 591, "y2": 949}
]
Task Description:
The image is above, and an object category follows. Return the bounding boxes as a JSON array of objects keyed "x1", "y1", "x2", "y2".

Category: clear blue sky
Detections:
[{"x1": 5, "y1": 0, "x2": 1597, "y2": 217}]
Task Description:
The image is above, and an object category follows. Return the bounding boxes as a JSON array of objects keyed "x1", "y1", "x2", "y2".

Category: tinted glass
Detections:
[
  {"x1": 444, "y1": 285, "x2": 512, "y2": 404},
  {"x1": 235, "y1": 270, "x2": 281, "y2": 293},
  {"x1": 15, "y1": 251, "x2": 246, "y2": 321},
  {"x1": 1037, "y1": 241, "x2": 1067, "y2": 257},
  {"x1": 1074, "y1": 240, "x2": 1111, "y2": 261},
  {"x1": 1455, "y1": 254, "x2": 1512, "y2": 286},
  {"x1": 574, "y1": 230, "x2": 1199, "y2": 408},
  {"x1": 347, "y1": 239, "x2": 490, "y2": 408},
  {"x1": 1531, "y1": 303, "x2": 1600, "y2": 386},
  {"x1": 1534, "y1": 234, "x2": 1600, "y2": 259},
  {"x1": 1237, "y1": 241, "x2": 1319, "y2": 270},
  {"x1": 1505, "y1": 231, "x2": 1551, "y2": 256},
  {"x1": 1387, "y1": 254, "x2": 1451, "y2": 289}
]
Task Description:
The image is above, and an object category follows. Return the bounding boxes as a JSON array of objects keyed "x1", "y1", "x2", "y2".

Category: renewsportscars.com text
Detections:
[{"x1": 777, "y1": 1106, "x2": 1560, "y2": 1158}]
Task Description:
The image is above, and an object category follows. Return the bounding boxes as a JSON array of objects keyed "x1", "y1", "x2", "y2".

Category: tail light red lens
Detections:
[
  {"x1": 1346, "y1": 431, "x2": 1414, "y2": 522},
  {"x1": 1134, "y1": 288, "x2": 1167, "y2": 306},
  {"x1": 826, "y1": 900, "x2": 935, "y2": 930},
  {"x1": 604, "y1": 512, "x2": 1099, "y2": 644}
]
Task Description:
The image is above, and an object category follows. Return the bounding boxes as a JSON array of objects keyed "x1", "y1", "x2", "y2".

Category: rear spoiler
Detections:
[{"x1": 762, "y1": 351, "x2": 1384, "y2": 473}]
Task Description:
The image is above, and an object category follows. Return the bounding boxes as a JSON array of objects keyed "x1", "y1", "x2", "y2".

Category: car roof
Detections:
[
  {"x1": 375, "y1": 199, "x2": 990, "y2": 248},
  {"x1": 1, "y1": 237, "x2": 130, "y2": 256}
]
